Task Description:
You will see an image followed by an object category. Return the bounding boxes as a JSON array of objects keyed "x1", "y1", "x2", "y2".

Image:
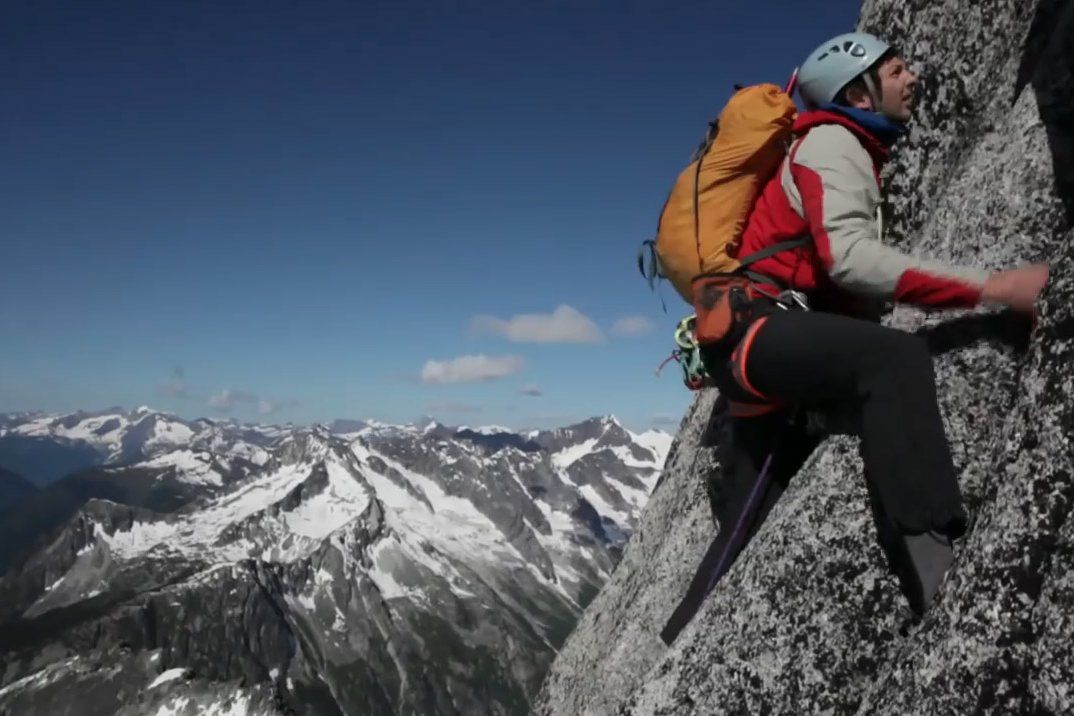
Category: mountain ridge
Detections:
[{"x1": 0, "y1": 404, "x2": 672, "y2": 715}]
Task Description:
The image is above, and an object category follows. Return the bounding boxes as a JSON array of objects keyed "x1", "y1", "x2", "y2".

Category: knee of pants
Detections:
[{"x1": 866, "y1": 330, "x2": 935, "y2": 380}]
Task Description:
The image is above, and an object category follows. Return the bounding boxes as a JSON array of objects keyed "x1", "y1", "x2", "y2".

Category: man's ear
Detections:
[{"x1": 842, "y1": 79, "x2": 874, "y2": 110}]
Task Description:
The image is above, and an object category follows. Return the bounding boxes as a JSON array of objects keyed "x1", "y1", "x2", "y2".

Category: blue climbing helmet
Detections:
[{"x1": 796, "y1": 32, "x2": 894, "y2": 109}]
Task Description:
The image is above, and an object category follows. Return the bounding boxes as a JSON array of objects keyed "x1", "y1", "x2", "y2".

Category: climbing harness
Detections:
[{"x1": 653, "y1": 283, "x2": 811, "y2": 393}]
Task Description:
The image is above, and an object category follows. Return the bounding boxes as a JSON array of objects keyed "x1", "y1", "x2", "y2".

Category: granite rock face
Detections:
[{"x1": 532, "y1": 1, "x2": 1074, "y2": 714}]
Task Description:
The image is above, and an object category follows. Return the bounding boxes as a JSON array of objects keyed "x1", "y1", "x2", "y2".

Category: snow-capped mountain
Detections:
[
  {"x1": 0, "y1": 407, "x2": 282, "y2": 485},
  {"x1": 0, "y1": 408, "x2": 672, "y2": 716}
]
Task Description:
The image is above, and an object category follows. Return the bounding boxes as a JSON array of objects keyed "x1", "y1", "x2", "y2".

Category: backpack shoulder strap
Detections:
[
  {"x1": 736, "y1": 137, "x2": 810, "y2": 268},
  {"x1": 734, "y1": 133, "x2": 812, "y2": 272},
  {"x1": 737, "y1": 236, "x2": 809, "y2": 268}
]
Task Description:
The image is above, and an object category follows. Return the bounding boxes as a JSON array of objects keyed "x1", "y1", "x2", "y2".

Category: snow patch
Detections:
[
  {"x1": 607, "y1": 444, "x2": 654, "y2": 469},
  {"x1": 532, "y1": 500, "x2": 588, "y2": 569},
  {"x1": 579, "y1": 485, "x2": 630, "y2": 530},
  {"x1": 607, "y1": 477, "x2": 656, "y2": 515},
  {"x1": 148, "y1": 668, "x2": 188, "y2": 690},
  {"x1": 0, "y1": 656, "x2": 81, "y2": 699},
  {"x1": 356, "y1": 445, "x2": 531, "y2": 585},
  {"x1": 152, "y1": 694, "x2": 253, "y2": 716},
  {"x1": 458, "y1": 424, "x2": 514, "y2": 435},
  {"x1": 147, "y1": 419, "x2": 196, "y2": 449},
  {"x1": 13, "y1": 413, "x2": 130, "y2": 449},
  {"x1": 553, "y1": 438, "x2": 599, "y2": 471},
  {"x1": 143, "y1": 450, "x2": 226, "y2": 486},
  {"x1": 628, "y1": 428, "x2": 673, "y2": 468},
  {"x1": 282, "y1": 459, "x2": 369, "y2": 538},
  {"x1": 369, "y1": 551, "x2": 409, "y2": 600},
  {"x1": 291, "y1": 592, "x2": 317, "y2": 612},
  {"x1": 98, "y1": 461, "x2": 318, "y2": 560}
]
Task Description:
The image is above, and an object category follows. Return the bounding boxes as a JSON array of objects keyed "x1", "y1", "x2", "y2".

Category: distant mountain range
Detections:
[{"x1": 0, "y1": 406, "x2": 672, "y2": 715}]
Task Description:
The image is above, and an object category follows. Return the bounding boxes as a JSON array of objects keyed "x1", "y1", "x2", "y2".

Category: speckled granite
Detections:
[{"x1": 531, "y1": 0, "x2": 1074, "y2": 713}]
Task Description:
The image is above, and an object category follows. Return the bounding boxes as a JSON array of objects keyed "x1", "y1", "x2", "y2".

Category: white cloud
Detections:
[
  {"x1": 208, "y1": 389, "x2": 259, "y2": 410},
  {"x1": 420, "y1": 354, "x2": 524, "y2": 384},
  {"x1": 258, "y1": 399, "x2": 284, "y2": 415},
  {"x1": 612, "y1": 316, "x2": 656, "y2": 336},
  {"x1": 519, "y1": 384, "x2": 543, "y2": 397},
  {"x1": 470, "y1": 305, "x2": 603, "y2": 343}
]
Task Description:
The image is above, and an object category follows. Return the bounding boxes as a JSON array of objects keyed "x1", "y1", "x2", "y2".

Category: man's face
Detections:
[{"x1": 874, "y1": 54, "x2": 919, "y2": 121}]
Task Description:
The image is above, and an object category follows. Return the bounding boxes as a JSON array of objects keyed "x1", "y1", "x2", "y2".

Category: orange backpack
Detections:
[{"x1": 638, "y1": 77, "x2": 808, "y2": 344}]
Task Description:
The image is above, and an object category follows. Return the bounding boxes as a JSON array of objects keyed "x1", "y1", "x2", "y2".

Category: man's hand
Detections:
[{"x1": 981, "y1": 263, "x2": 1050, "y2": 313}]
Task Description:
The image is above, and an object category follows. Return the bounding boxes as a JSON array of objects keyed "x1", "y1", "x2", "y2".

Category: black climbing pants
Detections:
[
  {"x1": 661, "y1": 309, "x2": 969, "y2": 644},
  {"x1": 705, "y1": 308, "x2": 970, "y2": 539}
]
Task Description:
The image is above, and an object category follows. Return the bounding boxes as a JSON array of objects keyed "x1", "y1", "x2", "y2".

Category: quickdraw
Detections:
[{"x1": 654, "y1": 314, "x2": 711, "y2": 390}]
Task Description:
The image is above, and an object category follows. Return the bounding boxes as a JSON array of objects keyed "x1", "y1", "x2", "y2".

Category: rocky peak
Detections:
[
  {"x1": 455, "y1": 431, "x2": 543, "y2": 456},
  {"x1": 529, "y1": 415, "x2": 624, "y2": 453},
  {"x1": 267, "y1": 428, "x2": 338, "y2": 467}
]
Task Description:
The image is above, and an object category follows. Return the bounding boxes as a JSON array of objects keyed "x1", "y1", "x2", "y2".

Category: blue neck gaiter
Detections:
[{"x1": 820, "y1": 102, "x2": 909, "y2": 147}]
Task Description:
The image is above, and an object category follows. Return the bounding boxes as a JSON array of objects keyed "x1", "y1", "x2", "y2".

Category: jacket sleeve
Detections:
[{"x1": 788, "y1": 125, "x2": 990, "y2": 308}]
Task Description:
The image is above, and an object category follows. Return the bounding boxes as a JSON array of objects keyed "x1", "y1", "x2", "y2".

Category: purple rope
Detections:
[{"x1": 703, "y1": 449, "x2": 776, "y2": 598}]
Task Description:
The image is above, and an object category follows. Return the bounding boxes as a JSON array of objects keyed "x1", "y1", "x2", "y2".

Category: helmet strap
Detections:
[{"x1": 862, "y1": 72, "x2": 883, "y2": 112}]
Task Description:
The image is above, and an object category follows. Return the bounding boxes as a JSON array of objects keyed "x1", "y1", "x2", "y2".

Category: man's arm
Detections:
[{"x1": 788, "y1": 125, "x2": 990, "y2": 309}]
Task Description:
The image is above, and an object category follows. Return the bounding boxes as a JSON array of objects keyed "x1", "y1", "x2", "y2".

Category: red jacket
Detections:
[{"x1": 739, "y1": 109, "x2": 990, "y2": 315}]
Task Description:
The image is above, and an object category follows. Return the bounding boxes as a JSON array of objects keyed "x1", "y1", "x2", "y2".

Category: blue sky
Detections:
[{"x1": 0, "y1": 0, "x2": 865, "y2": 432}]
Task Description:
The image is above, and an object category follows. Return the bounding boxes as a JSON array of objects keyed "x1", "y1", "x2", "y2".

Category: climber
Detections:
[{"x1": 660, "y1": 31, "x2": 1049, "y2": 644}]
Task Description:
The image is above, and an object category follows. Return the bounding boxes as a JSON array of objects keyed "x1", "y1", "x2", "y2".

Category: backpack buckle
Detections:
[{"x1": 776, "y1": 289, "x2": 810, "y2": 311}]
